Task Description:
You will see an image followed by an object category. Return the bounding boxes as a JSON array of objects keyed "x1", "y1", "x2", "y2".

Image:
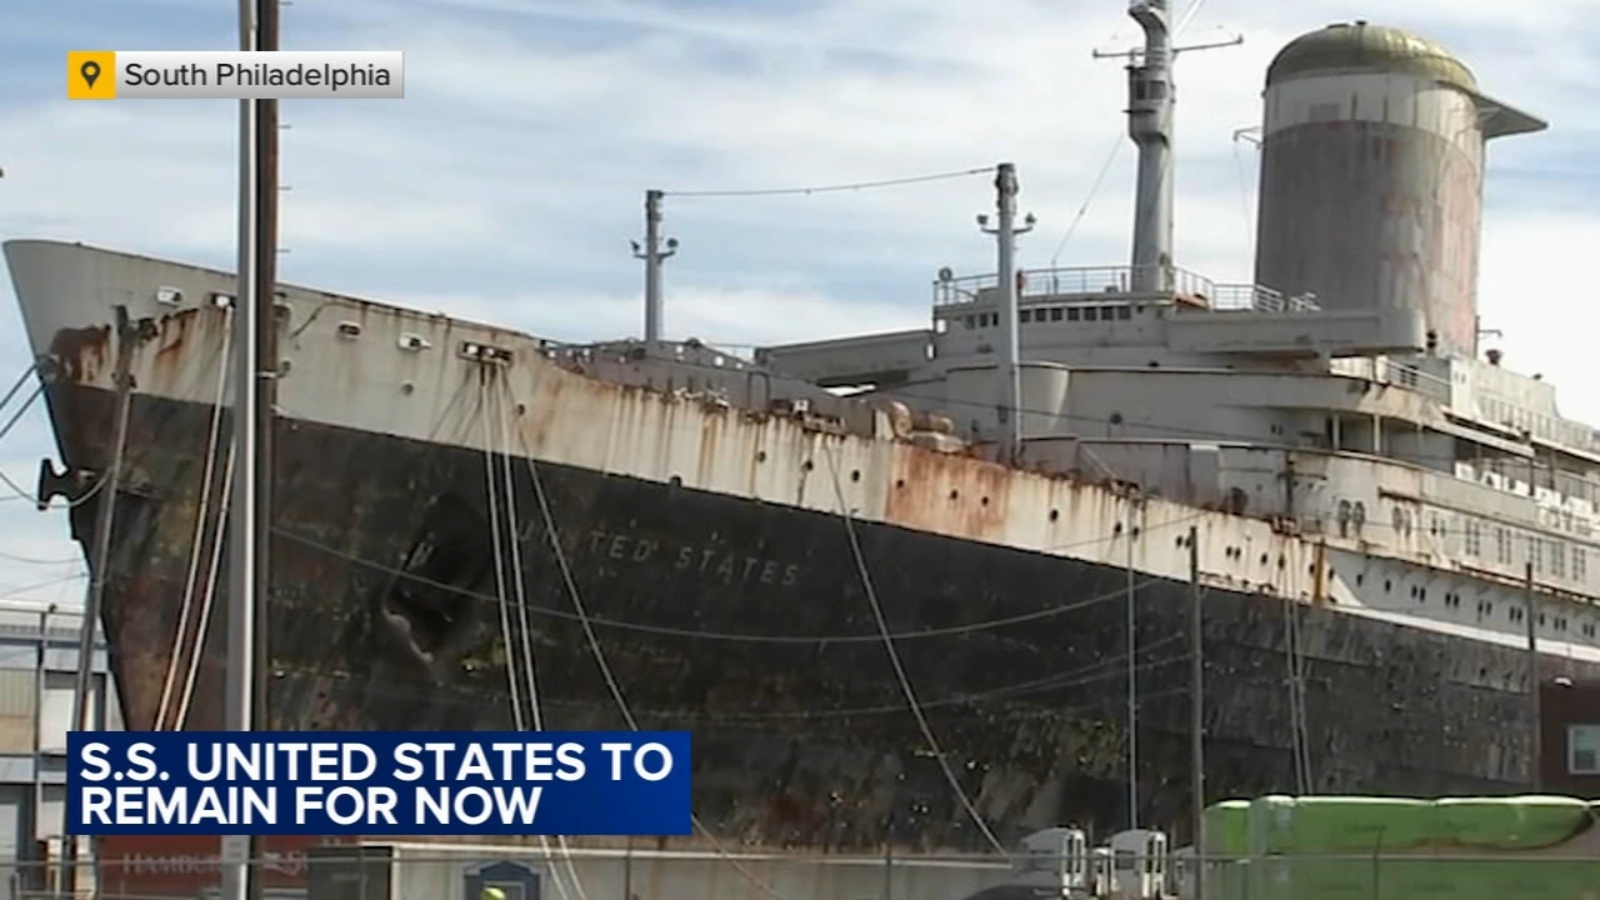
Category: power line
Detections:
[
  {"x1": 1049, "y1": 134, "x2": 1125, "y2": 267},
  {"x1": 665, "y1": 165, "x2": 996, "y2": 198},
  {"x1": 1049, "y1": 0, "x2": 1225, "y2": 265},
  {"x1": 611, "y1": 351, "x2": 1576, "y2": 473},
  {"x1": 272, "y1": 522, "x2": 1190, "y2": 643}
]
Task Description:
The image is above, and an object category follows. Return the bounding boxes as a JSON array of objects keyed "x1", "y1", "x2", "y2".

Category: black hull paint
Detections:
[{"x1": 50, "y1": 380, "x2": 1594, "y2": 851}]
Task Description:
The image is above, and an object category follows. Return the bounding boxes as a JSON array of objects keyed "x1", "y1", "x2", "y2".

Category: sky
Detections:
[{"x1": 0, "y1": 0, "x2": 1598, "y2": 609}]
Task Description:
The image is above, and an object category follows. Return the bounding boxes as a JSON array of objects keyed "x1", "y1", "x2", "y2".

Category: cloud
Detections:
[{"x1": 2, "y1": 0, "x2": 1599, "y2": 605}]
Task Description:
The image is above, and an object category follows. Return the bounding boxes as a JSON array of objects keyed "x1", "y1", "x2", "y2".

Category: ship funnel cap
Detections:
[{"x1": 1266, "y1": 21, "x2": 1477, "y2": 92}]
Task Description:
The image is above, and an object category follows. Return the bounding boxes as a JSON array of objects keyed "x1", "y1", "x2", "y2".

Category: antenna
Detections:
[
  {"x1": 977, "y1": 163, "x2": 1035, "y2": 464},
  {"x1": 632, "y1": 189, "x2": 679, "y2": 344},
  {"x1": 1093, "y1": 0, "x2": 1241, "y2": 295}
]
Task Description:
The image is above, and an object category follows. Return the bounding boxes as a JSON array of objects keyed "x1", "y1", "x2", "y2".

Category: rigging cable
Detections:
[
  {"x1": 0, "y1": 549, "x2": 83, "y2": 566},
  {"x1": 0, "y1": 382, "x2": 44, "y2": 443},
  {"x1": 480, "y1": 379, "x2": 584, "y2": 900},
  {"x1": 271, "y1": 524, "x2": 1180, "y2": 644},
  {"x1": 620, "y1": 352, "x2": 1496, "y2": 472},
  {"x1": 1048, "y1": 135, "x2": 1125, "y2": 268},
  {"x1": 0, "y1": 377, "x2": 48, "y2": 501},
  {"x1": 490, "y1": 376, "x2": 589, "y2": 900},
  {"x1": 0, "y1": 572, "x2": 88, "y2": 600},
  {"x1": 266, "y1": 653, "x2": 1196, "y2": 730},
  {"x1": 0, "y1": 363, "x2": 40, "y2": 417},
  {"x1": 171, "y1": 324, "x2": 242, "y2": 732},
  {"x1": 173, "y1": 437, "x2": 235, "y2": 731},
  {"x1": 508, "y1": 392, "x2": 797, "y2": 900},
  {"x1": 61, "y1": 314, "x2": 139, "y2": 892},
  {"x1": 1232, "y1": 138, "x2": 1256, "y2": 251},
  {"x1": 157, "y1": 309, "x2": 233, "y2": 731},
  {"x1": 479, "y1": 380, "x2": 523, "y2": 728},
  {"x1": 823, "y1": 446, "x2": 1010, "y2": 858},
  {"x1": 1284, "y1": 594, "x2": 1313, "y2": 793},
  {"x1": 495, "y1": 378, "x2": 544, "y2": 730},
  {"x1": 1048, "y1": 0, "x2": 1211, "y2": 266},
  {"x1": 666, "y1": 166, "x2": 996, "y2": 198},
  {"x1": 0, "y1": 376, "x2": 50, "y2": 506},
  {"x1": 0, "y1": 365, "x2": 116, "y2": 511}
]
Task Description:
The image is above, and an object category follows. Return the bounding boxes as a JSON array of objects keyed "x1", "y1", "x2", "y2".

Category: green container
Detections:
[
  {"x1": 1203, "y1": 800, "x2": 1251, "y2": 856},
  {"x1": 1434, "y1": 795, "x2": 1592, "y2": 850},
  {"x1": 1202, "y1": 801, "x2": 1251, "y2": 900},
  {"x1": 1210, "y1": 794, "x2": 1600, "y2": 900},
  {"x1": 1249, "y1": 795, "x2": 1434, "y2": 855}
]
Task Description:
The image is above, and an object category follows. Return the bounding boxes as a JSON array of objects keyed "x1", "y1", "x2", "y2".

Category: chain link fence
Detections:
[
  {"x1": 0, "y1": 845, "x2": 1008, "y2": 900},
  {"x1": 3, "y1": 846, "x2": 1600, "y2": 900}
]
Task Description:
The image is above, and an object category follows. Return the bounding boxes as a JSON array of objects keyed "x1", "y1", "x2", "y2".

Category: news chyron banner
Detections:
[
  {"x1": 67, "y1": 732, "x2": 692, "y2": 836},
  {"x1": 66, "y1": 50, "x2": 404, "y2": 100}
]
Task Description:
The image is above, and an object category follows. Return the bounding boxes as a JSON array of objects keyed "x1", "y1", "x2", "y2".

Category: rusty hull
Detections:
[{"x1": 29, "y1": 295, "x2": 1600, "y2": 856}]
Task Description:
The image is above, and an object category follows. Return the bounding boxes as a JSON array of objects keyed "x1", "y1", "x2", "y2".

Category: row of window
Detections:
[
  {"x1": 955, "y1": 304, "x2": 1139, "y2": 330},
  {"x1": 1459, "y1": 518, "x2": 1590, "y2": 585},
  {"x1": 1020, "y1": 304, "x2": 1135, "y2": 324},
  {"x1": 1459, "y1": 591, "x2": 1592, "y2": 636},
  {"x1": 1477, "y1": 394, "x2": 1600, "y2": 458},
  {"x1": 1541, "y1": 501, "x2": 1595, "y2": 539}
]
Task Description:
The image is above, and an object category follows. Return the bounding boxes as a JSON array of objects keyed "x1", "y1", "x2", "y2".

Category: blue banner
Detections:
[{"x1": 67, "y1": 731, "x2": 692, "y2": 836}]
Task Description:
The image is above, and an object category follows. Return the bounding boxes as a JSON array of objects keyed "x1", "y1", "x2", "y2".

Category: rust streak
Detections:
[
  {"x1": 149, "y1": 307, "x2": 201, "y2": 392},
  {"x1": 884, "y1": 448, "x2": 1012, "y2": 541},
  {"x1": 49, "y1": 324, "x2": 112, "y2": 384}
]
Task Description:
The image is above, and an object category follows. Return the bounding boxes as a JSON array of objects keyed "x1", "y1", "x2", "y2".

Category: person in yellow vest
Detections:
[{"x1": 482, "y1": 887, "x2": 507, "y2": 900}]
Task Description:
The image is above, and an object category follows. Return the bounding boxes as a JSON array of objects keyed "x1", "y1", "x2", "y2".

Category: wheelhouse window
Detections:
[{"x1": 1570, "y1": 724, "x2": 1600, "y2": 774}]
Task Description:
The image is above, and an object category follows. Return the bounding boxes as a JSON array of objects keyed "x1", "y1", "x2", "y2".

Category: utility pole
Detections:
[
  {"x1": 1125, "y1": 499, "x2": 1139, "y2": 831},
  {"x1": 1093, "y1": 0, "x2": 1240, "y2": 294},
  {"x1": 248, "y1": 0, "x2": 280, "y2": 896},
  {"x1": 632, "y1": 189, "x2": 678, "y2": 343},
  {"x1": 225, "y1": 0, "x2": 280, "y2": 897},
  {"x1": 26, "y1": 604, "x2": 53, "y2": 894},
  {"x1": 60, "y1": 307, "x2": 135, "y2": 898},
  {"x1": 977, "y1": 162, "x2": 1034, "y2": 463},
  {"x1": 1189, "y1": 525, "x2": 1205, "y2": 900},
  {"x1": 1524, "y1": 561, "x2": 1541, "y2": 791}
]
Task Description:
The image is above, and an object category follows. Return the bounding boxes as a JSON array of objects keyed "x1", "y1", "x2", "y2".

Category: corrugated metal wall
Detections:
[
  {"x1": 39, "y1": 671, "x2": 101, "y2": 755},
  {"x1": 0, "y1": 607, "x2": 118, "y2": 897},
  {"x1": 0, "y1": 671, "x2": 35, "y2": 755},
  {"x1": 0, "y1": 668, "x2": 107, "y2": 755}
]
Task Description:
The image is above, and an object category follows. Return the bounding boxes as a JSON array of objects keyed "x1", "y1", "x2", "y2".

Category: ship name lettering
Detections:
[
  {"x1": 589, "y1": 530, "x2": 660, "y2": 563},
  {"x1": 587, "y1": 528, "x2": 799, "y2": 586}
]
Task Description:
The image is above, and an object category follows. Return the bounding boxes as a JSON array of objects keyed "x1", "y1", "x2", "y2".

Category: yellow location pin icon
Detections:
[{"x1": 67, "y1": 51, "x2": 117, "y2": 100}]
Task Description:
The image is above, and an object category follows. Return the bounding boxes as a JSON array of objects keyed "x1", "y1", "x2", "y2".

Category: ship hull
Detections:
[{"x1": 53, "y1": 378, "x2": 1594, "y2": 850}]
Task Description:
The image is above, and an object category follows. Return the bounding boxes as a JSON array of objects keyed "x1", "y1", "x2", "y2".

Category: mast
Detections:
[
  {"x1": 1095, "y1": 1, "x2": 1240, "y2": 294},
  {"x1": 633, "y1": 189, "x2": 677, "y2": 343},
  {"x1": 1126, "y1": 0, "x2": 1174, "y2": 293},
  {"x1": 224, "y1": 0, "x2": 279, "y2": 897},
  {"x1": 977, "y1": 163, "x2": 1034, "y2": 462}
]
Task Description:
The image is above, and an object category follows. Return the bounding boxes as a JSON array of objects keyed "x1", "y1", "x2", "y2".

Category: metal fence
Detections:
[
  {"x1": 4, "y1": 848, "x2": 1600, "y2": 900},
  {"x1": 1, "y1": 848, "x2": 1007, "y2": 900}
]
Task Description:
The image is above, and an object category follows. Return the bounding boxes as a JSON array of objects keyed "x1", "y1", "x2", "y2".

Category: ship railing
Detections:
[
  {"x1": 932, "y1": 264, "x2": 1220, "y2": 307},
  {"x1": 1475, "y1": 391, "x2": 1600, "y2": 457},
  {"x1": 932, "y1": 265, "x2": 1316, "y2": 314},
  {"x1": 1331, "y1": 357, "x2": 1453, "y2": 404},
  {"x1": 1208, "y1": 283, "x2": 1320, "y2": 313},
  {"x1": 546, "y1": 339, "x2": 761, "y2": 372}
]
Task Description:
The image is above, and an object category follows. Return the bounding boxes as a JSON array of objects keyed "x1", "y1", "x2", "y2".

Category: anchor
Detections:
[{"x1": 36, "y1": 458, "x2": 97, "y2": 511}]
